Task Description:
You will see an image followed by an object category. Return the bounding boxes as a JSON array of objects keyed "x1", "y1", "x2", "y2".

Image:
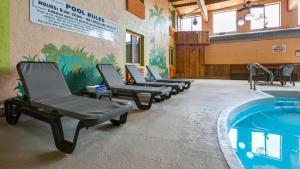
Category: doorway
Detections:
[{"x1": 176, "y1": 45, "x2": 205, "y2": 78}]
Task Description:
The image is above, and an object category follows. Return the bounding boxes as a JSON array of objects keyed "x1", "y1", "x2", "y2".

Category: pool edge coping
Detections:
[{"x1": 217, "y1": 90, "x2": 273, "y2": 169}]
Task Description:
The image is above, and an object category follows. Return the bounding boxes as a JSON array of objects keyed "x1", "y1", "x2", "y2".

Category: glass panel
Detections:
[
  {"x1": 126, "y1": 32, "x2": 133, "y2": 63},
  {"x1": 126, "y1": 32, "x2": 141, "y2": 64},
  {"x1": 191, "y1": 17, "x2": 202, "y2": 31},
  {"x1": 180, "y1": 17, "x2": 192, "y2": 31},
  {"x1": 132, "y1": 36, "x2": 140, "y2": 64},
  {"x1": 265, "y1": 3, "x2": 280, "y2": 28},
  {"x1": 213, "y1": 10, "x2": 237, "y2": 33},
  {"x1": 250, "y1": 7, "x2": 264, "y2": 30},
  {"x1": 298, "y1": 3, "x2": 300, "y2": 25},
  {"x1": 251, "y1": 3, "x2": 280, "y2": 30}
]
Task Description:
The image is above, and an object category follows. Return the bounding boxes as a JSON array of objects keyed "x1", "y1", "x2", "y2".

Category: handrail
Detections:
[{"x1": 249, "y1": 63, "x2": 274, "y2": 90}]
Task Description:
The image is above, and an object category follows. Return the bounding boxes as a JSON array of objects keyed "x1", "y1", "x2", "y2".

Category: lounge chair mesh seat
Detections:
[
  {"x1": 5, "y1": 62, "x2": 133, "y2": 153},
  {"x1": 146, "y1": 65, "x2": 192, "y2": 89},
  {"x1": 126, "y1": 65, "x2": 185, "y2": 94},
  {"x1": 96, "y1": 64, "x2": 172, "y2": 110}
]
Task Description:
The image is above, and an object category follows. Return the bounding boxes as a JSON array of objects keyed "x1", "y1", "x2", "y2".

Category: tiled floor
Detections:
[{"x1": 0, "y1": 80, "x2": 299, "y2": 169}]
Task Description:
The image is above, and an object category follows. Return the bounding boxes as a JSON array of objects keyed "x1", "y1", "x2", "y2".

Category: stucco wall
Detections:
[{"x1": 0, "y1": 0, "x2": 171, "y2": 101}]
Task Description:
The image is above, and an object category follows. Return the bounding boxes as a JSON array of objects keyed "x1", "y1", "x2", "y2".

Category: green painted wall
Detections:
[{"x1": 0, "y1": 0, "x2": 10, "y2": 74}]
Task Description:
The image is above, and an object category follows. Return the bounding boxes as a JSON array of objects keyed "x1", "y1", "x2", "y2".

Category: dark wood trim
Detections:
[
  {"x1": 173, "y1": 2, "x2": 197, "y2": 8},
  {"x1": 169, "y1": 0, "x2": 184, "y2": 2},
  {"x1": 204, "y1": 63, "x2": 300, "y2": 80},
  {"x1": 205, "y1": 0, "x2": 229, "y2": 5}
]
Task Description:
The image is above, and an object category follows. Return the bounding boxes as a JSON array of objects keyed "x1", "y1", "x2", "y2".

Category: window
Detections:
[
  {"x1": 169, "y1": 47, "x2": 174, "y2": 65},
  {"x1": 126, "y1": 31, "x2": 142, "y2": 64},
  {"x1": 213, "y1": 10, "x2": 237, "y2": 34},
  {"x1": 179, "y1": 16, "x2": 202, "y2": 31},
  {"x1": 251, "y1": 3, "x2": 280, "y2": 30},
  {"x1": 298, "y1": 3, "x2": 300, "y2": 25}
]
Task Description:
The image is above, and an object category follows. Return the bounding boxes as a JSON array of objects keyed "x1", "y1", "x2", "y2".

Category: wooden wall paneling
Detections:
[
  {"x1": 175, "y1": 31, "x2": 209, "y2": 45},
  {"x1": 175, "y1": 45, "x2": 205, "y2": 78},
  {"x1": 175, "y1": 45, "x2": 185, "y2": 78},
  {"x1": 204, "y1": 64, "x2": 231, "y2": 79},
  {"x1": 126, "y1": 0, "x2": 145, "y2": 19}
]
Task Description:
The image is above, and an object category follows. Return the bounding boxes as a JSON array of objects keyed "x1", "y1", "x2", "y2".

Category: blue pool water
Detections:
[{"x1": 228, "y1": 98, "x2": 300, "y2": 169}]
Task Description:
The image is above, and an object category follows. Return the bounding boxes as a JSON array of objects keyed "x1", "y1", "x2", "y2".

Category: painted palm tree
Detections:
[{"x1": 149, "y1": 3, "x2": 167, "y2": 48}]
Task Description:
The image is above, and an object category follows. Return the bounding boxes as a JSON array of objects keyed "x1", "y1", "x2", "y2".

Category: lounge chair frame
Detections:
[
  {"x1": 126, "y1": 65, "x2": 183, "y2": 94},
  {"x1": 5, "y1": 62, "x2": 130, "y2": 154},
  {"x1": 5, "y1": 97, "x2": 128, "y2": 154},
  {"x1": 97, "y1": 64, "x2": 171, "y2": 110},
  {"x1": 146, "y1": 65, "x2": 192, "y2": 89}
]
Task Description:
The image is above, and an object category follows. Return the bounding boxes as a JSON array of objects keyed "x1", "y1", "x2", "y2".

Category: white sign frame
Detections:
[{"x1": 30, "y1": 0, "x2": 119, "y2": 42}]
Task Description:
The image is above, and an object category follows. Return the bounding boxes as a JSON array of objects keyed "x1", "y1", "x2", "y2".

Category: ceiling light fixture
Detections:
[{"x1": 237, "y1": 18, "x2": 246, "y2": 26}]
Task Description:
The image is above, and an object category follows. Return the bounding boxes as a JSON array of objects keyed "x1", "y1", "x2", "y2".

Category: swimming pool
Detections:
[{"x1": 228, "y1": 97, "x2": 300, "y2": 169}]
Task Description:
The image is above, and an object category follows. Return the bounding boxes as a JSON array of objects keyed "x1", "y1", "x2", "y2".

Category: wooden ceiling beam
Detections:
[
  {"x1": 173, "y1": 2, "x2": 198, "y2": 8},
  {"x1": 196, "y1": 0, "x2": 208, "y2": 22}
]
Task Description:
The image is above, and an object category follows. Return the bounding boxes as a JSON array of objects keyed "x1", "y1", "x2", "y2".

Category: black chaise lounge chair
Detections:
[
  {"x1": 96, "y1": 64, "x2": 172, "y2": 110},
  {"x1": 4, "y1": 62, "x2": 133, "y2": 154},
  {"x1": 146, "y1": 65, "x2": 192, "y2": 89},
  {"x1": 126, "y1": 65, "x2": 185, "y2": 94}
]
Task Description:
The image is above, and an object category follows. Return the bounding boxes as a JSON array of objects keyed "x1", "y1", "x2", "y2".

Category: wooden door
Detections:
[{"x1": 176, "y1": 45, "x2": 204, "y2": 78}]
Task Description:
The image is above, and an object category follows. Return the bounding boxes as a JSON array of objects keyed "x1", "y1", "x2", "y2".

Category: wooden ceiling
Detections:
[
  {"x1": 206, "y1": 0, "x2": 264, "y2": 11},
  {"x1": 170, "y1": 0, "x2": 201, "y2": 17},
  {"x1": 170, "y1": 0, "x2": 265, "y2": 16}
]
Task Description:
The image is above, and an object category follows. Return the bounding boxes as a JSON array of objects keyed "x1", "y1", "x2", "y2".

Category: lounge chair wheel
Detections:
[{"x1": 4, "y1": 100, "x2": 21, "y2": 125}]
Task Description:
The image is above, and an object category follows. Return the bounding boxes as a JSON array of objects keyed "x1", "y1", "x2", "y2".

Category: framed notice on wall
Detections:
[
  {"x1": 30, "y1": 0, "x2": 119, "y2": 42},
  {"x1": 272, "y1": 44, "x2": 286, "y2": 54}
]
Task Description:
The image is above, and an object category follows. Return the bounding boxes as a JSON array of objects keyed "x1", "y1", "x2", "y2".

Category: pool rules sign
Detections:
[{"x1": 30, "y1": 0, "x2": 119, "y2": 42}]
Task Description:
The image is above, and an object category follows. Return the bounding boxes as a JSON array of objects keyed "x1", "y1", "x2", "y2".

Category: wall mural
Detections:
[
  {"x1": 149, "y1": 2, "x2": 169, "y2": 78},
  {"x1": 15, "y1": 44, "x2": 122, "y2": 96}
]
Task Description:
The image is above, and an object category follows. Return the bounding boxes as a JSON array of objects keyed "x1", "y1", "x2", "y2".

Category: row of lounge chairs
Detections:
[{"x1": 4, "y1": 62, "x2": 192, "y2": 153}]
